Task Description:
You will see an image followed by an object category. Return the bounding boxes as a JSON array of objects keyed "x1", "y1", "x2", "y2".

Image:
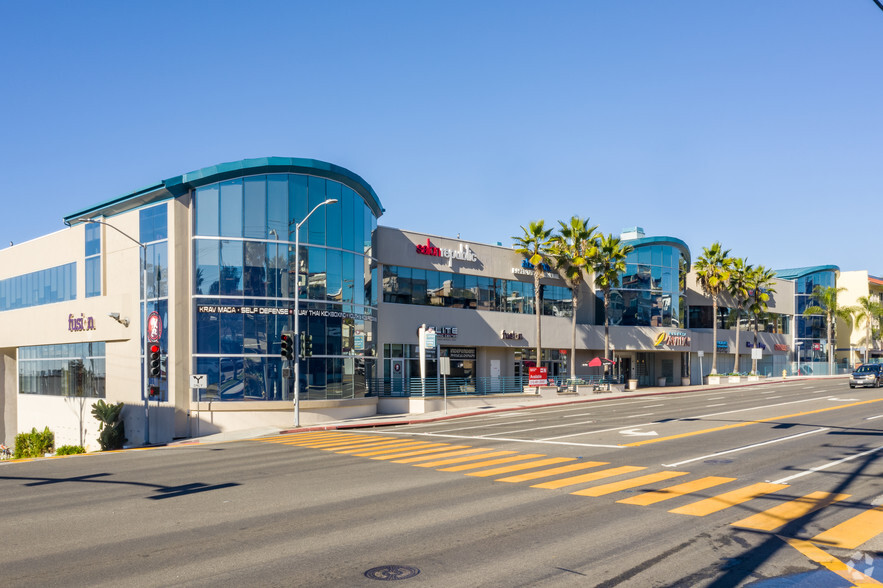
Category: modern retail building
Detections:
[{"x1": 0, "y1": 157, "x2": 831, "y2": 450}]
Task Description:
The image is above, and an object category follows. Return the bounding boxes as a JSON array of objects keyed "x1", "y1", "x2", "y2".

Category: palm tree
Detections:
[
  {"x1": 803, "y1": 285, "x2": 851, "y2": 373},
  {"x1": 512, "y1": 221, "x2": 555, "y2": 379},
  {"x1": 727, "y1": 257, "x2": 753, "y2": 374},
  {"x1": 747, "y1": 266, "x2": 776, "y2": 374},
  {"x1": 551, "y1": 216, "x2": 599, "y2": 381},
  {"x1": 693, "y1": 243, "x2": 733, "y2": 376},
  {"x1": 850, "y1": 296, "x2": 883, "y2": 364},
  {"x1": 591, "y1": 233, "x2": 634, "y2": 368}
]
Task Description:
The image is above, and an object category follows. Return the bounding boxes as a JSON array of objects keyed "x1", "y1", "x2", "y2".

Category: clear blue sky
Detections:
[{"x1": 2, "y1": 1, "x2": 881, "y2": 274}]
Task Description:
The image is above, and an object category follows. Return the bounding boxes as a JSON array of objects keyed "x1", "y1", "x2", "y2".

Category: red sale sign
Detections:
[{"x1": 529, "y1": 366, "x2": 548, "y2": 386}]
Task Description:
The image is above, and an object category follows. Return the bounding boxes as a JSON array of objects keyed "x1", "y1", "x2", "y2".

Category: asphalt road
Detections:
[{"x1": 1, "y1": 378, "x2": 880, "y2": 587}]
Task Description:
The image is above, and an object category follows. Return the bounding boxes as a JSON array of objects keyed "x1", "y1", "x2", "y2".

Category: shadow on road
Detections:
[{"x1": 1, "y1": 472, "x2": 239, "y2": 500}]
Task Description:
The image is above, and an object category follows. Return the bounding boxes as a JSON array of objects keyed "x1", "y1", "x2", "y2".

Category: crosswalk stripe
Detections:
[
  {"x1": 348, "y1": 443, "x2": 443, "y2": 457},
  {"x1": 334, "y1": 440, "x2": 417, "y2": 454},
  {"x1": 372, "y1": 445, "x2": 470, "y2": 461},
  {"x1": 532, "y1": 466, "x2": 647, "y2": 490},
  {"x1": 414, "y1": 450, "x2": 518, "y2": 468},
  {"x1": 730, "y1": 491, "x2": 851, "y2": 532},
  {"x1": 669, "y1": 482, "x2": 789, "y2": 517},
  {"x1": 617, "y1": 476, "x2": 736, "y2": 506},
  {"x1": 304, "y1": 437, "x2": 392, "y2": 449},
  {"x1": 465, "y1": 457, "x2": 576, "y2": 478},
  {"x1": 495, "y1": 461, "x2": 610, "y2": 483},
  {"x1": 392, "y1": 448, "x2": 490, "y2": 464},
  {"x1": 438, "y1": 454, "x2": 547, "y2": 472},
  {"x1": 571, "y1": 471, "x2": 690, "y2": 497},
  {"x1": 781, "y1": 537, "x2": 883, "y2": 586},
  {"x1": 810, "y1": 505, "x2": 883, "y2": 549}
]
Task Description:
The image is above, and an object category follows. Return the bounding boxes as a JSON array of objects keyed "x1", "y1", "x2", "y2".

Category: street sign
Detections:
[
  {"x1": 697, "y1": 350, "x2": 704, "y2": 357},
  {"x1": 439, "y1": 357, "x2": 451, "y2": 376},
  {"x1": 751, "y1": 348, "x2": 763, "y2": 360},
  {"x1": 190, "y1": 374, "x2": 208, "y2": 389},
  {"x1": 147, "y1": 311, "x2": 163, "y2": 343}
]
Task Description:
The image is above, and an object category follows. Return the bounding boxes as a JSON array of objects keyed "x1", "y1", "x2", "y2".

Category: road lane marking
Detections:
[
  {"x1": 571, "y1": 471, "x2": 690, "y2": 497},
  {"x1": 427, "y1": 419, "x2": 538, "y2": 434},
  {"x1": 641, "y1": 404, "x2": 665, "y2": 408},
  {"x1": 414, "y1": 450, "x2": 518, "y2": 468},
  {"x1": 662, "y1": 428, "x2": 830, "y2": 467},
  {"x1": 617, "y1": 476, "x2": 736, "y2": 506},
  {"x1": 495, "y1": 461, "x2": 609, "y2": 483},
  {"x1": 392, "y1": 431, "x2": 625, "y2": 448},
  {"x1": 770, "y1": 444, "x2": 883, "y2": 484},
  {"x1": 531, "y1": 466, "x2": 647, "y2": 490},
  {"x1": 627, "y1": 413, "x2": 655, "y2": 418},
  {"x1": 730, "y1": 491, "x2": 851, "y2": 532},
  {"x1": 348, "y1": 442, "x2": 444, "y2": 457},
  {"x1": 866, "y1": 414, "x2": 883, "y2": 420},
  {"x1": 669, "y1": 482, "x2": 789, "y2": 516},
  {"x1": 465, "y1": 457, "x2": 576, "y2": 477},
  {"x1": 623, "y1": 398, "x2": 883, "y2": 447},
  {"x1": 392, "y1": 448, "x2": 491, "y2": 463},
  {"x1": 705, "y1": 403, "x2": 726, "y2": 408},
  {"x1": 810, "y1": 505, "x2": 883, "y2": 549},
  {"x1": 780, "y1": 537, "x2": 882, "y2": 586},
  {"x1": 372, "y1": 445, "x2": 471, "y2": 460},
  {"x1": 438, "y1": 454, "x2": 547, "y2": 472},
  {"x1": 620, "y1": 428, "x2": 658, "y2": 437}
]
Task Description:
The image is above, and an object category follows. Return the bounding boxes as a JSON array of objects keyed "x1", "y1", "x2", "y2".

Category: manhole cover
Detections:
[
  {"x1": 364, "y1": 565, "x2": 421, "y2": 581},
  {"x1": 704, "y1": 459, "x2": 733, "y2": 465}
]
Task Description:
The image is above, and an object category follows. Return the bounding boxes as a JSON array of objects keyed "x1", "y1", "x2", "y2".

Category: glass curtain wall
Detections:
[
  {"x1": 596, "y1": 244, "x2": 687, "y2": 328},
  {"x1": 794, "y1": 270, "x2": 837, "y2": 363},
  {"x1": 19, "y1": 343, "x2": 106, "y2": 398},
  {"x1": 192, "y1": 174, "x2": 378, "y2": 401}
]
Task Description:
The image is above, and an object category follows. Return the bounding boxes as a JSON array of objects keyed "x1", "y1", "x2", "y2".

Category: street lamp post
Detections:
[
  {"x1": 85, "y1": 218, "x2": 150, "y2": 444},
  {"x1": 292, "y1": 198, "x2": 337, "y2": 427}
]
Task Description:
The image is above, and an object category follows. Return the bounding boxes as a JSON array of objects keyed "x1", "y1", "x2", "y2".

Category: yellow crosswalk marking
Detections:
[
  {"x1": 372, "y1": 445, "x2": 470, "y2": 461},
  {"x1": 348, "y1": 443, "x2": 442, "y2": 457},
  {"x1": 305, "y1": 437, "x2": 392, "y2": 449},
  {"x1": 495, "y1": 461, "x2": 609, "y2": 483},
  {"x1": 731, "y1": 491, "x2": 851, "y2": 532},
  {"x1": 438, "y1": 454, "x2": 547, "y2": 472},
  {"x1": 669, "y1": 482, "x2": 789, "y2": 517},
  {"x1": 781, "y1": 537, "x2": 883, "y2": 586},
  {"x1": 393, "y1": 448, "x2": 490, "y2": 464},
  {"x1": 617, "y1": 476, "x2": 736, "y2": 506},
  {"x1": 572, "y1": 471, "x2": 690, "y2": 497},
  {"x1": 465, "y1": 457, "x2": 576, "y2": 478},
  {"x1": 532, "y1": 466, "x2": 647, "y2": 490},
  {"x1": 335, "y1": 440, "x2": 417, "y2": 454},
  {"x1": 811, "y1": 505, "x2": 883, "y2": 549},
  {"x1": 414, "y1": 450, "x2": 518, "y2": 468}
]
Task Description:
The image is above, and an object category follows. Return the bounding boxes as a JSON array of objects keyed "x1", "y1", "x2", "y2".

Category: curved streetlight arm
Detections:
[
  {"x1": 296, "y1": 198, "x2": 338, "y2": 231},
  {"x1": 85, "y1": 218, "x2": 146, "y2": 252}
]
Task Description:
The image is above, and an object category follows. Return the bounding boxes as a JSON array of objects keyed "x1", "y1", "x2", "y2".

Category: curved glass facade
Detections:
[
  {"x1": 794, "y1": 269, "x2": 837, "y2": 363},
  {"x1": 192, "y1": 173, "x2": 379, "y2": 401},
  {"x1": 596, "y1": 241, "x2": 688, "y2": 327}
]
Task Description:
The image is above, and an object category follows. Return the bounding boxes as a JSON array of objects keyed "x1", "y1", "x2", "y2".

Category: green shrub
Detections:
[
  {"x1": 14, "y1": 426, "x2": 55, "y2": 458},
  {"x1": 91, "y1": 399, "x2": 126, "y2": 451},
  {"x1": 56, "y1": 445, "x2": 86, "y2": 455}
]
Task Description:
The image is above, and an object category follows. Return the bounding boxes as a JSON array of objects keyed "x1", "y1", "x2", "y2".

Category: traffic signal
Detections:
[
  {"x1": 302, "y1": 333, "x2": 313, "y2": 358},
  {"x1": 148, "y1": 385, "x2": 160, "y2": 399},
  {"x1": 148, "y1": 344, "x2": 162, "y2": 377},
  {"x1": 280, "y1": 331, "x2": 294, "y2": 360}
]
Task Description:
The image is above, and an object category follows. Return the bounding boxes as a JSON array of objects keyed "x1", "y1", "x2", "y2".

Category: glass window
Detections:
[
  {"x1": 195, "y1": 239, "x2": 220, "y2": 296},
  {"x1": 220, "y1": 179, "x2": 243, "y2": 238},
  {"x1": 243, "y1": 241, "x2": 267, "y2": 297},
  {"x1": 85, "y1": 223, "x2": 100, "y2": 256},
  {"x1": 307, "y1": 246, "x2": 326, "y2": 300},
  {"x1": 326, "y1": 249, "x2": 343, "y2": 302},
  {"x1": 267, "y1": 175, "x2": 288, "y2": 242},
  {"x1": 219, "y1": 240, "x2": 243, "y2": 295},
  {"x1": 85, "y1": 257, "x2": 101, "y2": 298},
  {"x1": 195, "y1": 185, "x2": 220, "y2": 236},
  {"x1": 342, "y1": 187, "x2": 357, "y2": 252},
  {"x1": 289, "y1": 175, "x2": 308, "y2": 237},
  {"x1": 243, "y1": 177, "x2": 267, "y2": 239},
  {"x1": 195, "y1": 302, "x2": 220, "y2": 354},
  {"x1": 307, "y1": 176, "x2": 326, "y2": 245},
  {"x1": 140, "y1": 203, "x2": 168, "y2": 243},
  {"x1": 325, "y1": 181, "x2": 342, "y2": 249}
]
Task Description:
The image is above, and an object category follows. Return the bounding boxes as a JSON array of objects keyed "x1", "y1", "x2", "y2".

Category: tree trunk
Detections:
[
  {"x1": 570, "y1": 285, "x2": 578, "y2": 379},
  {"x1": 733, "y1": 306, "x2": 741, "y2": 373},
  {"x1": 711, "y1": 295, "x2": 719, "y2": 374},
  {"x1": 534, "y1": 268, "x2": 542, "y2": 385},
  {"x1": 604, "y1": 290, "x2": 611, "y2": 360},
  {"x1": 752, "y1": 314, "x2": 759, "y2": 374},
  {"x1": 827, "y1": 312, "x2": 834, "y2": 374}
]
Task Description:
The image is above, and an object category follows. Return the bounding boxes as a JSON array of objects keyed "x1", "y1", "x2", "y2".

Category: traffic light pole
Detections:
[{"x1": 292, "y1": 197, "x2": 338, "y2": 429}]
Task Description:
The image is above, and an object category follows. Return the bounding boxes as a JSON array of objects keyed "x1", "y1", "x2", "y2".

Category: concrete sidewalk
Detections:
[{"x1": 172, "y1": 375, "x2": 843, "y2": 446}]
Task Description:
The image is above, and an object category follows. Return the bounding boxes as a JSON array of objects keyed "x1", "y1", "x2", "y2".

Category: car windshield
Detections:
[{"x1": 856, "y1": 365, "x2": 877, "y2": 373}]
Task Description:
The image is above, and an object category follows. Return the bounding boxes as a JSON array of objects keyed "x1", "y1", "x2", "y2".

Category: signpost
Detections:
[{"x1": 529, "y1": 366, "x2": 548, "y2": 387}]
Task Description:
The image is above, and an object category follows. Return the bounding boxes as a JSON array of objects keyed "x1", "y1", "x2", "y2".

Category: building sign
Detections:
[
  {"x1": 511, "y1": 259, "x2": 558, "y2": 279},
  {"x1": 774, "y1": 344, "x2": 789, "y2": 351},
  {"x1": 716, "y1": 341, "x2": 729, "y2": 350},
  {"x1": 813, "y1": 342, "x2": 822, "y2": 351},
  {"x1": 68, "y1": 313, "x2": 96, "y2": 333},
  {"x1": 746, "y1": 342, "x2": 767, "y2": 349},
  {"x1": 196, "y1": 304, "x2": 375, "y2": 322},
  {"x1": 653, "y1": 331, "x2": 691, "y2": 348},
  {"x1": 415, "y1": 238, "x2": 478, "y2": 267},
  {"x1": 354, "y1": 333, "x2": 365, "y2": 350},
  {"x1": 147, "y1": 311, "x2": 163, "y2": 343},
  {"x1": 446, "y1": 347, "x2": 476, "y2": 360},
  {"x1": 529, "y1": 366, "x2": 549, "y2": 386},
  {"x1": 500, "y1": 330, "x2": 524, "y2": 340}
]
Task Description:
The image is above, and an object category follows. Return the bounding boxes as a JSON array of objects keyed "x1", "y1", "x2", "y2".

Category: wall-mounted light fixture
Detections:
[{"x1": 108, "y1": 312, "x2": 130, "y2": 327}]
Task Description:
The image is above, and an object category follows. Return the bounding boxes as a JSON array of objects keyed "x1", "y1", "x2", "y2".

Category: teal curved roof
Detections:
[
  {"x1": 773, "y1": 265, "x2": 840, "y2": 280},
  {"x1": 621, "y1": 235, "x2": 691, "y2": 267},
  {"x1": 64, "y1": 157, "x2": 384, "y2": 224}
]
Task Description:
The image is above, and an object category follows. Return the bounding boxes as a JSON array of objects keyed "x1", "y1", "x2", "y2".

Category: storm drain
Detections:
[{"x1": 364, "y1": 565, "x2": 421, "y2": 581}]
